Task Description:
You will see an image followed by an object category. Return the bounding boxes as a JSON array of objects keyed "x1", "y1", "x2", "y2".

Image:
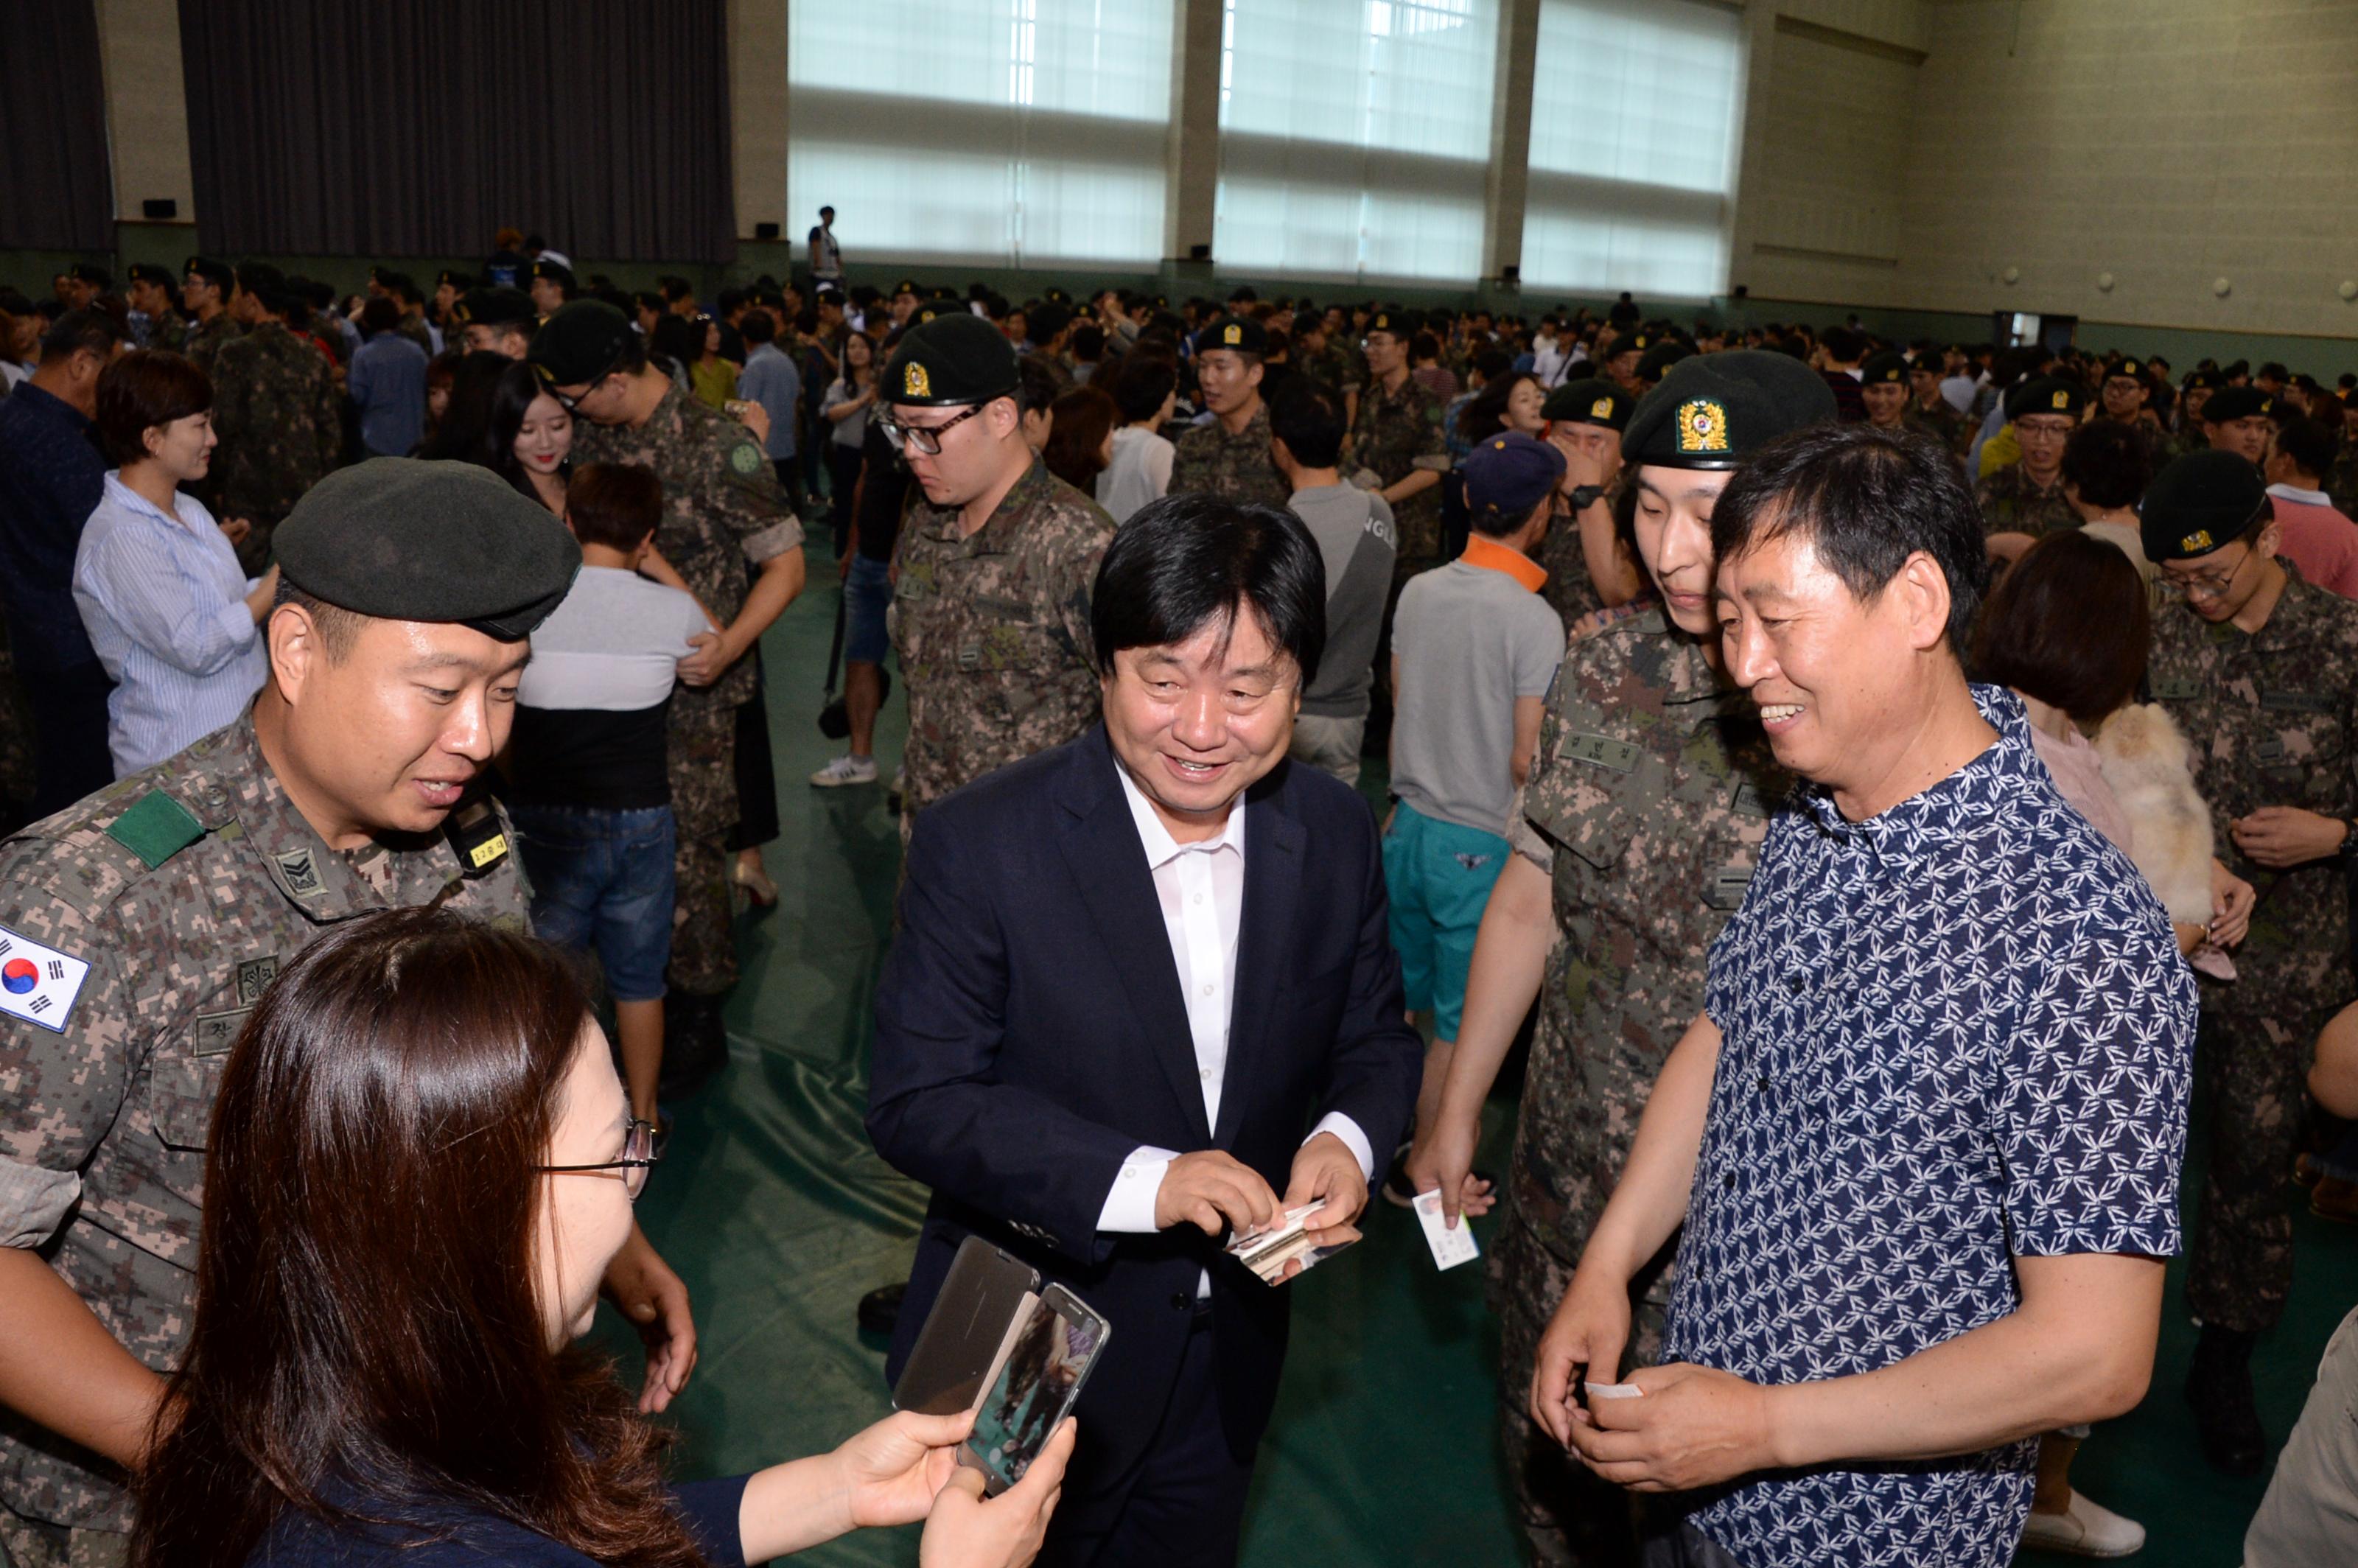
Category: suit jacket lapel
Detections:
[
  {"x1": 1054, "y1": 730, "x2": 1214, "y2": 1144},
  {"x1": 1214, "y1": 777, "x2": 1305, "y2": 1148}
]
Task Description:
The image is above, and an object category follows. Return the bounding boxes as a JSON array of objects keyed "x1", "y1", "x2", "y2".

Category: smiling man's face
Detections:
[{"x1": 1102, "y1": 604, "x2": 1300, "y2": 836}]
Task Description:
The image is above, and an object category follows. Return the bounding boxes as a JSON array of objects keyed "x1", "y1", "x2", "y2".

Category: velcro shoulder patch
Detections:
[{"x1": 105, "y1": 792, "x2": 207, "y2": 870}]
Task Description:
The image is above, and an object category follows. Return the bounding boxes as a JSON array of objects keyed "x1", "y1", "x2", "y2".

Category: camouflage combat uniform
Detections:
[
  {"x1": 0, "y1": 711, "x2": 526, "y2": 1563},
  {"x1": 572, "y1": 383, "x2": 804, "y2": 998},
  {"x1": 1301, "y1": 343, "x2": 1365, "y2": 407},
  {"x1": 1906, "y1": 397, "x2": 1968, "y2": 458},
  {"x1": 892, "y1": 458, "x2": 1113, "y2": 830},
  {"x1": 206, "y1": 321, "x2": 341, "y2": 573},
  {"x1": 1491, "y1": 607, "x2": 1791, "y2": 1567},
  {"x1": 2326, "y1": 442, "x2": 2358, "y2": 519},
  {"x1": 1973, "y1": 463, "x2": 2079, "y2": 540},
  {"x1": 2149, "y1": 557, "x2": 2358, "y2": 1336},
  {"x1": 141, "y1": 312, "x2": 188, "y2": 356},
  {"x1": 1166, "y1": 399, "x2": 1291, "y2": 511},
  {"x1": 178, "y1": 312, "x2": 239, "y2": 382},
  {"x1": 1346, "y1": 372, "x2": 1452, "y2": 573}
]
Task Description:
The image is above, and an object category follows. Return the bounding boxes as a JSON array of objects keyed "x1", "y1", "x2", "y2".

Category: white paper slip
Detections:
[
  {"x1": 1412, "y1": 1189, "x2": 1481, "y2": 1271},
  {"x1": 1584, "y1": 1382, "x2": 1643, "y2": 1401}
]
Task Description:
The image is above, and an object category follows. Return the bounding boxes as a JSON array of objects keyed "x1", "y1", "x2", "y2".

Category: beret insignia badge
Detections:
[
  {"x1": 905, "y1": 362, "x2": 931, "y2": 399},
  {"x1": 2180, "y1": 528, "x2": 2214, "y2": 553},
  {"x1": 1590, "y1": 396, "x2": 1614, "y2": 419},
  {"x1": 1223, "y1": 323, "x2": 1242, "y2": 346},
  {"x1": 1676, "y1": 399, "x2": 1729, "y2": 455}
]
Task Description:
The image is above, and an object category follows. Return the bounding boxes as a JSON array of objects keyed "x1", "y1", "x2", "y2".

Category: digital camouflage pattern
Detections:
[
  {"x1": 1973, "y1": 461, "x2": 2080, "y2": 540},
  {"x1": 1345, "y1": 374, "x2": 1451, "y2": 569},
  {"x1": 0, "y1": 614, "x2": 34, "y2": 827},
  {"x1": 206, "y1": 321, "x2": 342, "y2": 573},
  {"x1": 1167, "y1": 400, "x2": 1292, "y2": 511},
  {"x1": 141, "y1": 312, "x2": 188, "y2": 356},
  {"x1": 572, "y1": 381, "x2": 805, "y2": 995},
  {"x1": 178, "y1": 313, "x2": 240, "y2": 382},
  {"x1": 0, "y1": 711, "x2": 528, "y2": 1536},
  {"x1": 1490, "y1": 606, "x2": 1792, "y2": 1565},
  {"x1": 2328, "y1": 441, "x2": 2358, "y2": 519},
  {"x1": 1905, "y1": 398, "x2": 1968, "y2": 458},
  {"x1": 2149, "y1": 559, "x2": 2358, "y2": 1335},
  {"x1": 1301, "y1": 343, "x2": 1365, "y2": 405},
  {"x1": 891, "y1": 458, "x2": 1112, "y2": 827}
]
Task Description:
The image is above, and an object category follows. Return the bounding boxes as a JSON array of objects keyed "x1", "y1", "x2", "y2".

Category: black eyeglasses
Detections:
[
  {"x1": 878, "y1": 402, "x2": 985, "y2": 456},
  {"x1": 539, "y1": 357, "x2": 621, "y2": 415},
  {"x1": 537, "y1": 1119, "x2": 660, "y2": 1202}
]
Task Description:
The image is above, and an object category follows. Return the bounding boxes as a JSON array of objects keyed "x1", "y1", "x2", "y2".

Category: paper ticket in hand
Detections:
[
  {"x1": 1584, "y1": 1382, "x2": 1643, "y2": 1401},
  {"x1": 1412, "y1": 1189, "x2": 1481, "y2": 1271},
  {"x1": 1227, "y1": 1203, "x2": 1354, "y2": 1285}
]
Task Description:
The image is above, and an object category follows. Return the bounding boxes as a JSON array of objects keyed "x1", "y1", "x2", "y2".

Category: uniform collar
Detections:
[
  {"x1": 1458, "y1": 534, "x2": 1547, "y2": 593},
  {"x1": 919, "y1": 455, "x2": 1055, "y2": 553}
]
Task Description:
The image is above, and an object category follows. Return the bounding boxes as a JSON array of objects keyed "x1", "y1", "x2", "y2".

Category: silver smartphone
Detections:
[{"x1": 962, "y1": 1284, "x2": 1113, "y2": 1496}]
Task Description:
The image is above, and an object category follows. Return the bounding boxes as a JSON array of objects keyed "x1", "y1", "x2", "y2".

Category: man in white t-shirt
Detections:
[{"x1": 508, "y1": 462, "x2": 715, "y2": 1121}]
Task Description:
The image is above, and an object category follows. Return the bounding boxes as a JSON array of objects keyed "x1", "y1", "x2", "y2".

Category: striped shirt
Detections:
[{"x1": 71, "y1": 472, "x2": 267, "y2": 775}]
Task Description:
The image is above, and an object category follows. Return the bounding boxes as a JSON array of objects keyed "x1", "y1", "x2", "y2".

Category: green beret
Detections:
[
  {"x1": 126, "y1": 263, "x2": 174, "y2": 288},
  {"x1": 1860, "y1": 351, "x2": 1909, "y2": 386},
  {"x1": 528, "y1": 259, "x2": 575, "y2": 291},
  {"x1": 1365, "y1": 309, "x2": 1409, "y2": 337},
  {"x1": 2181, "y1": 368, "x2": 2221, "y2": 392},
  {"x1": 455, "y1": 286, "x2": 538, "y2": 330},
  {"x1": 893, "y1": 277, "x2": 923, "y2": 298},
  {"x1": 1192, "y1": 314, "x2": 1267, "y2": 357},
  {"x1": 2107, "y1": 357, "x2": 2147, "y2": 383},
  {"x1": 2200, "y1": 385, "x2": 2275, "y2": 424},
  {"x1": 183, "y1": 256, "x2": 234, "y2": 291},
  {"x1": 275, "y1": 459, "x2": 578, "y2": 640},
  {"x1": 910, "y1": 298, "x2": 967, "y2": 327},
  {"x1": 2004, "y1": 376, "x2": 2087, "y2": 421},
  {"x1": 526, "y1": 300, "x2": 634, "y2": 385},
  {"x1": 883, "y1": 311, "x2": 1019, "y2": 406},
  {"x1": 1541, "y1": 377, "x2": 1634, "y2": 432},
  {"x1": 1623, "y1": 351, "x2": 1839, "y2": 471},
  {"x1": 69, "y1": 262, "x2": 113, "y2": 288},
  {"x1": 1637, "y1": 340, "x2": 1693, "y2": 382},
  {"x1": 2141, "y1": 450, "x2": 2268, "y2": 563}
]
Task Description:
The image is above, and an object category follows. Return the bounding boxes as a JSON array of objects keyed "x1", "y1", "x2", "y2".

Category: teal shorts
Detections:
[{"x1": 1382, "y1": 801, "x2": 1511, "y2": 1040}]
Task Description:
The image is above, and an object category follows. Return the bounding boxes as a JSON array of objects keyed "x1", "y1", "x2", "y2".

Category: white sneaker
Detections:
[
  {"x1": 2020, "y1": 1490, "x2": 2145, "y2": 1558},
  {"x1": 810, "y1": 755, "x2": 879, "y2": 788}
]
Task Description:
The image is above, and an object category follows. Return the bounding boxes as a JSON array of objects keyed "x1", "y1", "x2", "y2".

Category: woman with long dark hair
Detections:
[
  {"x1": 484, "y1": 360, "x2": 573, "y2": 511},
  {"x1": 135, "y1": 910, "x2": 1069, "y2": 1568},
  {"x1": 416, "y1": 349, "x2": 514, "y2": 465},
  {"x1": 1040, "y1": 384, "x2": 1119, "y2": 497}
]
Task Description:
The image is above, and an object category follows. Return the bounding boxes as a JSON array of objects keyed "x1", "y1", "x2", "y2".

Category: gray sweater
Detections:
[{"x1": 1287, "y1": 483, "x2": 1398, "y2": 718}]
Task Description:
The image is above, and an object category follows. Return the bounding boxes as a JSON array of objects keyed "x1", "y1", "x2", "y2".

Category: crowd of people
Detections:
[{"x1": 3, "y1": 213, "x2": 2358, "y2": 1568}]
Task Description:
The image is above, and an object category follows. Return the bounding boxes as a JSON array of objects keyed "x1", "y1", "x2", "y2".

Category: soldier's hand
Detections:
[
  {"x1": 1404, "y1": 1118, "x2": 1492, "y2": 1229},
  {"x1": 676, "y1": 631, "x2": 734, "y2": 688},
  {"x1": 1152, "y1": 1149, "x2": 1279, "y2": 1239},
  {"x1": 602, "y1": 1224, "x2": 699, "y2": 1413},
  {"x1": 2210, "y1": 858, "x2": 2256, "y2": 947},
  {"x1": 2231, "y1": 805, "x2": 2348, "y2": 869},
  {"x1": 1531, "y1": 1267, "x2": 1632, "y2": 1449},
  {"x1": 219, "y1": 515, "x2": 253, "y2": 546}
]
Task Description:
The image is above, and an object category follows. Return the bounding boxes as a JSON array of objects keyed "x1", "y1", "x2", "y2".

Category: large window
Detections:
[
  {"x1": 788, "y1": 1, "x2": 1176, "y2": 268},
  {"x1": 1519, "y1": 0, "x2": 1745, "y2": 299},
  {"x1": 1215, "y1": 0, "x2": 1500, "y2": 283}
]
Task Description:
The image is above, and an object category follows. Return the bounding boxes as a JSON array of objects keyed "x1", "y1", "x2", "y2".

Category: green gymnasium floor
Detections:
[{"x1": 592, "y1": 566, "x2": 2358, "y2": 1567}]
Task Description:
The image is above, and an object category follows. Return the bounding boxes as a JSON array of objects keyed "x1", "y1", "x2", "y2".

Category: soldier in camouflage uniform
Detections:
[
  {"x1": 0, "y1": 463, "x2": 692, "y2": 1567},
  {"x1": 2098, "y1": 356, "x2": 2175, "y2": 473},
  {"x1": 175, "y1": 257, "x2": 241, "y2": 382},
  {"x1": 122, "y1": 265, "x2": 182, "y2": 354},
  {"x1": 1533, "y1": 377, "x2": 1639, "y2": 629},
  {"x1": 533, "y1": 301, "x2": 807, "y2": 1063},
  {"x1": 1346, "y1": 309, "x2": 1452, "y2": 576},
  {"x1": 2171, "y1": 369, "x2": 2221, "y2": 458},
  {"x1": 1906, "y1": 355, "x2": 1968, "y2": 457},
  {"x1": 1405, "y1": 352, "x2": 1833, "y2": 1567},
  {"x1": 206, "y1": 273, "x2": 342, "y2": 574},
  {"x1": 884, "y1": 311, "x2": 1114, "y2": 832},
  {"x1": 1294, "y1": 310, "x2": 1363, "y2": 422},
  {"x1": 1975, "y1": 375, "x2": 2085, "y2": 542},
  {"x1": 2141, "y1": 450, "x2": 2358, "y2": 1477},
  {"x1": 1168, "y1": 315, "x2": 1291, "y2": 511}
]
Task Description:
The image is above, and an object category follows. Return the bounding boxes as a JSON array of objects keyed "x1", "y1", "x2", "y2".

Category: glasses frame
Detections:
[
  {"x1": 878, "y1": 402, "x2": 987, "y2": 457},
  {"x1": 537, "y1": 1118, "x2": 660, "y2": 1202},
  {"x1": 2163, "y1": 543, "x2": 2254, "y2": 601},
  {"x1": 542, "y1": 354, "x2": 624, "y2": 416}
]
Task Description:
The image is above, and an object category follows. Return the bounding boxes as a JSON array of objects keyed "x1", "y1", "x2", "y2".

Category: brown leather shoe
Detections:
[
  {"x1": 2295, "y1": 1152, "x2": 2323, "y2": 1187},
  {"x1": 2312, "y1": 1174, "x2": 2358, "y2": 1223}
]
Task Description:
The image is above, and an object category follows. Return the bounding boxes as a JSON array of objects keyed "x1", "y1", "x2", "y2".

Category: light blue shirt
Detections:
[
  {"x1": 71, "y1": 472, "x2": 268, "y2": 774},
  {"x1": 735, "y1": 342, "x2": 800, "y2": 461}
]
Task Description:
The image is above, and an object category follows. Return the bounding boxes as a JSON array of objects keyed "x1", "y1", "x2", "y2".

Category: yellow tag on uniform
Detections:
[
  {"x1": 469, "y1": 833, "x2": 508, "y2": 870},
  {"x1": 904, "y1": 362, "x2": 931, "y2": 399},
  {"x1": 1676, "y1": 399, "x2": 1729, "y2": 455}
]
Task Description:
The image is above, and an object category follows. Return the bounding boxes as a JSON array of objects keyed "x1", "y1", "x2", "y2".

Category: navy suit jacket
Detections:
[{"x1": 867, "y1": 725, "x2": 1421, "y2": 1473}]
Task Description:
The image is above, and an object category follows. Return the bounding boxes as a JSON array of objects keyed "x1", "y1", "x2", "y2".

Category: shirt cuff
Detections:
[
  {"x1": 1305, "y1": 1113, "x2": 1375, "y2": 1183},
  {"x1": 0, "y1": 1157, "x2": 83, "y2": 1251},
  {"x1": 741, "y1": 517, "x2": 806, "y2": 564},
  {"x1": 1096, "y1": 1144, "x2": 1181, "y2": 1233}
]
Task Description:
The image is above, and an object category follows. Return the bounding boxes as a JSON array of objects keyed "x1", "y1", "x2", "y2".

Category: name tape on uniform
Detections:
[{"x1": 0, "y1": 925, "x2": 91, "y2": 1034}]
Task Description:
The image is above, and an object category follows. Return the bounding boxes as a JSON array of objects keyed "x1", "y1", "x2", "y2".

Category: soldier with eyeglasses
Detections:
[
  {"x1": 881, "y1": 310, "x2": 1115, "y2": 842},
  {"x1": 2144, "y1": 449, "x2": 2358, "y2": 1477}
]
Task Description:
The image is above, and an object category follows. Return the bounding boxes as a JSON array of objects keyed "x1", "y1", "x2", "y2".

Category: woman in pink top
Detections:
[{"x1": 1970, "y1": 529, "x2": 2257, "y2": 1559}]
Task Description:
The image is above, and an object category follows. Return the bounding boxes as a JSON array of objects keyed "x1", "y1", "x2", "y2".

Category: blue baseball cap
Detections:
[{"x1": 1463, "y1": 432, "x2": 1567, "y2": 525}]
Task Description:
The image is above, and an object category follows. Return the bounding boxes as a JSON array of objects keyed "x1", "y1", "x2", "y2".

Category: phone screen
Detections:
[{"x1": 966, "y1": 1294, "x2": 1105, "y2": 1491}]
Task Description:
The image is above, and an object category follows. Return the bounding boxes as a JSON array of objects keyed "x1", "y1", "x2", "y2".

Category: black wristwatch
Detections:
[{"x1": 1568, "y1": 483, "x2": 1605, "y2": 511}]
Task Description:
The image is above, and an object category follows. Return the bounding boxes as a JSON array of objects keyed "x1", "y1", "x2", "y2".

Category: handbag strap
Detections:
[{"x1": 822, "y1": 582, "x2": 849, "y2": 698}]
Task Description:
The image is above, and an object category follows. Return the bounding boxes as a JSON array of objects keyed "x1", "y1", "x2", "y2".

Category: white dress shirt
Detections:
[{"x1": 1096, "y1": 764, "x2": 1375, "y2": 1259}]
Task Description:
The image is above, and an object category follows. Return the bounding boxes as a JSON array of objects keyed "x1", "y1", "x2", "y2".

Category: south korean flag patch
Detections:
[{"x1": 0, "y1": 925, "x2": 91, "y2": 1034}]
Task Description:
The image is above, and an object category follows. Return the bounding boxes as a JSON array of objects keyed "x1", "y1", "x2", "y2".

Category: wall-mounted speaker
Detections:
[
  {"x1": 141, "y1": 198, "x2": 177, "y2": 220},
  {"x1": 755, "y1": 221, "x2": 780, "y2": 239},
  {"x1": 1189, "y1": 243, "x2": 1211, "y2": 261}
]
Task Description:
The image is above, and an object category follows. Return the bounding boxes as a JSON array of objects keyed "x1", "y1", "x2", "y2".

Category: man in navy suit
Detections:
[{"x1": 868, "y1": 494, "x2": 1423, "y2": 1566}]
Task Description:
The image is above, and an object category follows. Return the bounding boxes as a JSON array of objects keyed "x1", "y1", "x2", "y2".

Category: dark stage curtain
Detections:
[
  {"x1": 179, "y1": 0, "x2": 736, "y2": 262},
  {"x1": 2, "y1": 1, "x2": 113, "y2": 251}
]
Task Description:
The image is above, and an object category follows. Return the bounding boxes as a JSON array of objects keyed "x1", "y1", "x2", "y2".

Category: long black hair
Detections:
[{"x1": 483, "y1": 360, "x2": 567, "y2": 500}]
